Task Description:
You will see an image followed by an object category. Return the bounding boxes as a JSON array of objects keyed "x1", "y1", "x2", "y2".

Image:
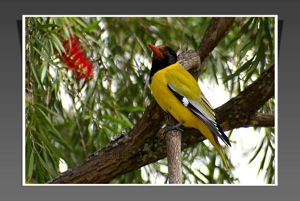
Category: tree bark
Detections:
[
  {"x1": 216, "y1": 65, "x2": 274, "y2": 130},
  {"x1": 164, "y1": 114, "x2": 183, "y2": 184},
  {"x1": 198, "y1": 17, "x2": 235, "y2": 60},
  {"x1": 166, "y1": 129, "x2": 182, "y2": 184},
  {"x1": 48, "y1": 17, "x2": 274, "y2": 184}
]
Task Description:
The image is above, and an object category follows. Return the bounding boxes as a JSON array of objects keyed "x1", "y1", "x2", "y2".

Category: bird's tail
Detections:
[
  {"x1": 213, "y1": 142, "x2": 230, "y2": 170},
  {"x1": 195, "y1": 122, "x2": 230, "y2": 170}
]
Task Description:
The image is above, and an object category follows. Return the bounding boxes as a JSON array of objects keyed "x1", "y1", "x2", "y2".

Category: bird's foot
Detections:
[{"x1": 162, "y1": 122, "x2": 184, "y2": 134}]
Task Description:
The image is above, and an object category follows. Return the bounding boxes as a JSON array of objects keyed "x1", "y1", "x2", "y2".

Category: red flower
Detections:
[{"x1": 61, "y1": 35, "x2": 94, "y2": 80}]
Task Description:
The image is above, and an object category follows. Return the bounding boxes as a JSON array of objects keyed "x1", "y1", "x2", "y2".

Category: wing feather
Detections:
[{"x1": 167, "y1": 84, "x2": 231, "y2": 146}]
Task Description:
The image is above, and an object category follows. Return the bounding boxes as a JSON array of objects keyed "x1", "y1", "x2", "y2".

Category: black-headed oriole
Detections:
[{"x1": 148, "y1": 44, "x2": 231, "y2": 169}]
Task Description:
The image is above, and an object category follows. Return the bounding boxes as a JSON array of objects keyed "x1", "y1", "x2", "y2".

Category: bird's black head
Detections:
[{"x1": 148, "y1": 44, "x2": 178, "y2": 82}]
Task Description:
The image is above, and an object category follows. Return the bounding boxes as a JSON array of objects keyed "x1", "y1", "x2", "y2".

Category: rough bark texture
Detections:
[
  {"x1": 164, "y1": 113, "x2": 183, "y2": 184},
  {"x1": 166, "y1": 130, "x2": 182, "y2": 184},
  {"x1": 48, "y1": 17, "x2": 274, "y2": 184},
  {"x1": 198, "y1": 17, "x2": 235, "y2": 61},
  {"x1": 216, "y1": 65, "x2": 275, "y2": 130}
]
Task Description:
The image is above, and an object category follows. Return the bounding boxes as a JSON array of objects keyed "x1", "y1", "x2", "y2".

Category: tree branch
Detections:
[
  {"x1": 216, "y1": 65, "x2": 275, "y2": 131},
  {"x1": 198, "y1": 17, "x2": 235, "y2": 61},
  {"x1": 222, "y1": 113, "x2": 274, "y2": 131},
  {"x1": 48, "y1": 17, "x2": 274, "y2": 184},
  {"x1": 164, "y1": 113, "x2": 183, "y2": 184},
  {"x1": 166, "y1": 129, "x2": 182, "y2": 184}
]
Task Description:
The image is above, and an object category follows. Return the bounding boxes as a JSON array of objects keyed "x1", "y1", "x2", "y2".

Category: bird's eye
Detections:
[{"x1": 165, "y1": 51, "x2": 170, "y2": 55}]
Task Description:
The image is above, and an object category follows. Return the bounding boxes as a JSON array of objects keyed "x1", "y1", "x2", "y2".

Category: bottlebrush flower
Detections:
[{"x1": 61, "y1": 35, "x2": 94, "y2": 80}]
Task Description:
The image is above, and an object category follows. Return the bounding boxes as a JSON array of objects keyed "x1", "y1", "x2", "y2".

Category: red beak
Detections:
[{"x1": 148, "y1": 44, "x2": 163, "y2": 59}]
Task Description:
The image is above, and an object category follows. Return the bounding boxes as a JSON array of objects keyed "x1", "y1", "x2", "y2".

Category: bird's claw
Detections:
[{"x1": 163, "y1": 122, "x2": 184, "y2": 134}]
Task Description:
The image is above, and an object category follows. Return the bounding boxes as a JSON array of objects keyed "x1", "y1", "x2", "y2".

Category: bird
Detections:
[{"x1": 148, "y1": 43, "x2": 231, "y2": 169}]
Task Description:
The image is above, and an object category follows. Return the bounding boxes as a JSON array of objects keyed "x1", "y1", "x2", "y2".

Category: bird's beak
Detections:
[{"x1": 148, "y1": 44, "x2": 163, "y2": 59}]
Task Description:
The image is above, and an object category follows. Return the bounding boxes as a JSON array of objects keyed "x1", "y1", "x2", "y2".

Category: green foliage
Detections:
[{"x1": 25, "y1": 16, "x2": 275, "y2": 184}]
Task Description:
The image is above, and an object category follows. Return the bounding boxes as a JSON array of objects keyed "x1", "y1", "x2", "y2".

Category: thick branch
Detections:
[
  {"x1": 216, "y1": 65, "x2": 274, "y2": 131},
  {"x1": 224, "y1": 113, "x2": 274, "y2": 131},
  {"x1": 198, "y1": 17, "x2": 235, "y2": 61},
  {"x1": 248, "y1": 113, "x2": 274, "y2": 128},
  {"x1": 198, "y1": 17, "x2": 235, "y2": 75},
  {"x1": 48, "y1": 17, "x2": 274, "y2": 184}
]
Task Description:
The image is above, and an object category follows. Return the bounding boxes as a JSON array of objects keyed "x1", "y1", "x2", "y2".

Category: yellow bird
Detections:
[{"x1": 148, "y1": 44, "x2": 231, "y2": 169}]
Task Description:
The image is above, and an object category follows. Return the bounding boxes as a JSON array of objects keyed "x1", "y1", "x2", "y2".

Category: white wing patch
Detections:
[{"x1": 182, "y1": 97, "x2": 189, "y2": 107}]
